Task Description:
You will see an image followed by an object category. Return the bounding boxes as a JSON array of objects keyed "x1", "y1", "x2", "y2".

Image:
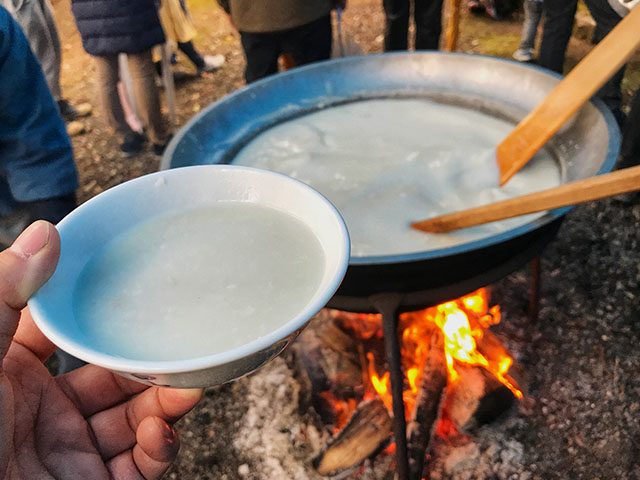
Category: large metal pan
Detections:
[{"x1": 162, "y1": 53, "x2": 620, "y2": 310}]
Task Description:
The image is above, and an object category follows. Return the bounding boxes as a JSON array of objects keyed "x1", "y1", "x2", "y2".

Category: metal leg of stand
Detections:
[
  {"x1": 371, "y1": 293, "x2": 409, "y2": 480},
  {"x1": 528, "y1": 257, "x2": 541, "y2": 323}
]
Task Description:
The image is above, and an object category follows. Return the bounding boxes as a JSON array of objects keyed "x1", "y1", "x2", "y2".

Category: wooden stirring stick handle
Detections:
[
  {"x1": 412, "y1": 165, "x2": 640, "y2": 233},
  {"x1": 496, "y1": 5, "x2": 640, "y2": 186}
]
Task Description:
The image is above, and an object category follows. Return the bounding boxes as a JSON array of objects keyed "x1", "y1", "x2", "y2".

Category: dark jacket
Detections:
[
  {"x1": 217, "y1": 0, "x2": 333, "y2": 33},
  {"x1": 71, "y1": 0, "x2": 164, "y2": 56}
]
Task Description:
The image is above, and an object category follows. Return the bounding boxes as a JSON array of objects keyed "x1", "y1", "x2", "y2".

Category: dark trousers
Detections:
[
  {"x1": 240, "y1": 15, "x2": 332, "y2": 84},
  {"x1": 619, "y1": 89, "x2": 640, "y2": 167},
  {"x1": 539, "y1": 0, "x2": 625, "y2": 124},
  {"x1": 383, "y1": 0, "x2": 444, "y2": 50},
  {"x1": 538, "y1": 0, "x2": 577, "y2": 73},
  {"x1": 179, "y1": 41, "x2": 205, "y2": 70}
]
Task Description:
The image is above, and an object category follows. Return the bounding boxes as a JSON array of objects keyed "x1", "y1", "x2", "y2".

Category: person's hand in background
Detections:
[{"x1": 0, "y1": 221, "x2": 202, "y2": 479}]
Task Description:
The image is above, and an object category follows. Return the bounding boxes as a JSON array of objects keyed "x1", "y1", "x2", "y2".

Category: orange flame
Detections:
[{"x1": 366, "y1": 288, "x2": 523, "y2": 419}]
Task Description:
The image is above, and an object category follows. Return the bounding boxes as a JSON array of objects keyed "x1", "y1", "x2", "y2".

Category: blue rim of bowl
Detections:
[
  {"x1": 162, "y1": 52, "x2": 621, "y2": 266},
  {"x1": 28, "y1": 165, "x2": 351, "y2": 374}
]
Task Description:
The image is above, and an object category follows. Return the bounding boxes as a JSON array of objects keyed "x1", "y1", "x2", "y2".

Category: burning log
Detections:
[
  {"x1": 313, "y1": 398, "x2": 392, "y2": 476},
  {"x1": 439, "y1": 365, "x2": 516, "y2": 433},
  {"x1": 406, "y1": 329, "x2": 448, "y2": 480},
  {"x1": 291, "y1": 311, "x2": 364, "y2": 423}
]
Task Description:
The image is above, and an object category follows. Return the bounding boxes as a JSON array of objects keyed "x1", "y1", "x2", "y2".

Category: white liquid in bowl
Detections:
[
  {"x1": 234, "y1": 99, "x2": 562, "y2": 257},
  {"x1": 74, "y1": 203, "x2": 325, "y2": 361}
]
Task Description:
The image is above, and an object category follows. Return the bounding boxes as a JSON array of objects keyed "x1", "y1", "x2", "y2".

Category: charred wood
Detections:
[
  {"x1": 291, "y1": 311, "x2": 364, "y2": 423},
  {"x1": 440, "y1": 365, "x2": 515, "y2": 433},
  {"x1": 406, "y1": 329, "x2": 448, "y2": 480},
  {"x1": 313, "y1": 398, "x2": 392, "y2": 476}
]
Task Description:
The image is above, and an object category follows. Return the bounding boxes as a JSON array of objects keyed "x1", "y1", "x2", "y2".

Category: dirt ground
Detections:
[{"x1": 48, "y1": 0, "x2": 640, "y2": 479}]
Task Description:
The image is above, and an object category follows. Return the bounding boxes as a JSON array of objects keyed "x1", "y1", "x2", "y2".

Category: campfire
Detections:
[{"x1": 292, "y1": 289, "x2": 522, "y2": 479}]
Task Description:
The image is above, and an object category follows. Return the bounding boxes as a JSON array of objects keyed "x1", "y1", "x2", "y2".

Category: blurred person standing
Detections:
[
  {"x1": 157, "y1": 0, "x2": 225, "y2": 76},
  {"x1": 218, "y1": 0, "x2": 341, "y2": 83},
  {"x1": 1, "y1": 0, "x2": 79, "y2": 121},
  {"x1": 383, "y1": 0, "x2": 444, "y2": 50},
  {"x1": 71, "y1": 0, "x2": 171, "y2": 157}
]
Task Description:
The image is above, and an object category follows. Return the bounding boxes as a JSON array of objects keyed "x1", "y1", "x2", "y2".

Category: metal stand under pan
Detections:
[{"x1": 327, "y1": 251, "x2": 546, "y2": 480}]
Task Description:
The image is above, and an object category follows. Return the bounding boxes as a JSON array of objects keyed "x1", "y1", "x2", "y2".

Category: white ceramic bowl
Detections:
[{"x1": 28, "y1": 165, "x2": 350, "y2": 387}]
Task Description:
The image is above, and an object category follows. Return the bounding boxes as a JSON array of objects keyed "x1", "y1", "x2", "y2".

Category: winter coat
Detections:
[
  {"x1": 217, "y1": 0, "x2": 334, "y2": 33},
  {"x1": 0, "y1": 6, "x2": 78, "y2": 209},
  {"x1": 71, "y1": 0, "x2": 164, "y2": 56}
]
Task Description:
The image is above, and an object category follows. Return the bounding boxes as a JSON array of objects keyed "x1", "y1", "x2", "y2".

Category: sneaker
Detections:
[
  {"x1": 120, "y1": 131, "x2": 147, "y2": 157},
  {"x1": 198, "y1": 54, "x2": 226, "y2": 74},
  {"x1": 513, "y1": 48, "x2": 534, "y2": 62},
  {"x1": 57, "y1": 99, "x2": 78, "y2": 122}
]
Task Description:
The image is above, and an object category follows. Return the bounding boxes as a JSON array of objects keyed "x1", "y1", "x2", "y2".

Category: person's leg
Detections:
[
  {"x1": 284, "y1": 15, "x2": 332, "y2": 67},
  {"x1": 520, "y1": 0, "x2": 543, "y2": 51},
  {"x1": 178, "y1": 41, "x2": 206, "y2": 70},
  {"x1": 538, "y1": 0, "x2": 578, "y2": 73},
  {"x1": 414, "y1": 0, "x2": 444, "y2": 50},
  {"x1": 383, "y1": 0, "x2": 411, "y2": 51},
  {"x1": 514, "y1": 0, "x2": 543, "y2": 61},
  {"x1": 619, "y1": 89, "x2": 640, "y2": 168},
  {"x1": 41, "y1": 0, "x2": 62, "y2": 100},
  {"x1": 10, "y1": 0, "x2": 62, "y2": 100},
  {"x1": 240, "y1": 31, "x2": 280, "y2": 83},
  {"x1": 126, "y1": 50, "x2": 169, "y2": 146},
  {"x1": 583, "y1": 0, "x2": 625, "y2": 125},
  {"x1": 93, "y1": 54, "x2": 133, "y2": 138}
]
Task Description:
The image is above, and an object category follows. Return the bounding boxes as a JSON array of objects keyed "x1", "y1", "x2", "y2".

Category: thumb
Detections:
[{"x1": 0, "y1": 221, "x2": 60, "y2": 364}]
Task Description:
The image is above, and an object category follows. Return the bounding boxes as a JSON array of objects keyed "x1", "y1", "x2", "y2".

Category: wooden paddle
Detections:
[
  {"x1": 411, "y1": 165, "x2": 640, "y2": 233},
  {"x1": 496, "y1": 5, "x2": 640, "y2": 186},
  {"x1": 445, "y1": 0, "x2": 462, "y2": 52}
]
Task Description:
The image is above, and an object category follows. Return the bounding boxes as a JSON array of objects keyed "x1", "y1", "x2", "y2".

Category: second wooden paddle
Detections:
[
  {"x1": 412, "y1": 165, "x2": 640, "y2": 233},
  {"x1": 496, "y1": 5, "x2": 640, "y2": 186}
]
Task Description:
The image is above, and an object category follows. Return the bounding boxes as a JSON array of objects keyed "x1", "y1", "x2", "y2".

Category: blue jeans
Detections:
[{"x1": 518, "y1": 0, "x2": 543, "y2": 51}]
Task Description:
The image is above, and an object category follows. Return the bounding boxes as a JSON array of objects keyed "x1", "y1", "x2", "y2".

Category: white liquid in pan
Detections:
[
  {"x1": 234, "y1": 99, "x2": 562, "y2": 257},
  {"x1": 74, "y1": 204, "x2": 325, "y2": 361}
]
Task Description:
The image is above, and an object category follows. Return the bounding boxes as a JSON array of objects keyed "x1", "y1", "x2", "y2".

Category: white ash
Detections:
[
  {"x1": 429, "y1": 425, "x2": 531, "y2": 480},
  {"x1": 233, "y1": 357, "x2": 328, "y2": 480}
]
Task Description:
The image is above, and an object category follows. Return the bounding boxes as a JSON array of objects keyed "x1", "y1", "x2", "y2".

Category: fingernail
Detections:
[
  {"x1": 11, "y1": 222, "x2": 50, "y2": 258},
  {"x1": 162, "y1": 422, "x2": 176, "y2": 443}
]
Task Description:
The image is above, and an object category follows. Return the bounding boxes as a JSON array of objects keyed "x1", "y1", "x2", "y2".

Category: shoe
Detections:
[
  {"x1": 198, "y1": 54, "x2": 225, "y2": 74},
  {"x1": 513, "y1": 48, "x2": 534, "y2": 62},
  {"x1": 120, "y1": 132, "x2": 147, "y2": 157},
  {"x1": 57, "y1": 99, "x2": 78, "y2": 122},
  {"x1": 152, "y1": 135, "x2": 173, "y2": 156}
]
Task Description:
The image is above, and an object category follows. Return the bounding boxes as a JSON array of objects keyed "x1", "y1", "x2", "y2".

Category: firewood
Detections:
[
  {"x1": 291, "y1": 311, "x2": 363, "y2": 394},
  {"x1": 406, "y1": 329, "x2": 448, "y2": 480},
  {"x1": 313, "y1": 398, "x2": 392, "y2": 476},
  {"x1": 439, "y1": 365, "x2": 515, "y2": 433}
]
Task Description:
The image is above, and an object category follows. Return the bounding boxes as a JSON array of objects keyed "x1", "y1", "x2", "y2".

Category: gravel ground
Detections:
[{"x1": 49, "y1": 0, "x2": 640, "y2": 478}]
